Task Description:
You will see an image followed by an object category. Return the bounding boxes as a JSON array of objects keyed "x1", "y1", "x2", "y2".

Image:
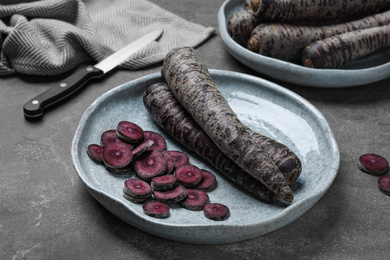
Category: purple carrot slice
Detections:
[
  {"x1": 132, "y1": 140, "x2": 154, "y2": 159},
  {"x1": 161, "y1": 151, "x2": 175, "y2": 174},
  {"x1": 203, "y1": 203, "x2": 230, "y2": 221},
  {"x1": 123, "y1": 179, "x2": 152, "y2": 199},
  {"x1": 102, "y1": 143, "x2": 133, "y2": 174},
  {"x1": 195, "y1": 170, "x2": 217, "y2": 192},
  {"x1": 169, "y1": 150, "x2": 189, "y2": 168},
  {"x1": 101, "y1": 129, "x2": 133, "y2": 149},
  {"x1": 153, "y1": 185, "x2": 188, "y2": 204},
  {"x1": 358, "y1": 153, "x2": 389, "y2": 175},
  {"x1": 151, "y1": 175, "x2": 178, "y2": 191},
  {"x1": 143, "y1": 131, "x2": 167, "y2": 150},
  {"x1": 378, "y1": 174, "x2": 390, "y2": 196},
  {"x1": 116, "y1": 121, "x2": 144, "y2": 144},
  {"x1": 123, "y1": 192, "x2": 150, "y2": 204},
  {"x1": 180, "y1": 189, "x2": 210, "y2": 211},
  {"x1": 134, "y1": 150, "x2": 166, "y2": 181},
  {"x1": 142, "y1": 200, "x2": 170, "y2": 218},
  {"x1": 86, "y1": 144, "x2": 104, "y2": 163},
  {"x1": 175, "y1": 164, "x2": 203, "y2": 187}
]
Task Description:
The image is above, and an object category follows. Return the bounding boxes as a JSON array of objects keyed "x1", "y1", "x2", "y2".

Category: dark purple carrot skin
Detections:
[
  {"x1": 143, "y1": 82, "x2": 278, "y2": 203},
  {"x1": 251, "y1": 133, "x2": 302, "y2": 184},
  {"x1": 250, "y1": 0, "x2": 390, "y2": 23},
  {"x1": 247, "y1": 10, "x2": 390, "y2": 61},
  {"x1": 228, "y1": 10, "x2": 260, "y2": 47},
  {"x1": 162, "y1": 47, "x2": 293, "y2": 202},
  {"x1": 302, "y1": 24, "x2": 390, "y2": 69}
]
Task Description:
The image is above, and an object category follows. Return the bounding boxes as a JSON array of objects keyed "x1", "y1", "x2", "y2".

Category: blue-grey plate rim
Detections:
[
  {"x1": 71, "y1": 69, "x2": 340, "y2": 244},
  {"x1": 218, "y1": 0, "x2": 390, "y2": 88}
]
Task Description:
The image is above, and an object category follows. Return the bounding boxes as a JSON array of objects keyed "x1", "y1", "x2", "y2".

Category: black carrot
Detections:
[
  {"x1": 302, "y1": 24, "x2": 390, "y2": 68},
  {"x1": 161, "y1": 47, "x2": 294, "y2": 202},
  {"x1": 247, "y1": 10, "x2": 390, "y2": 61},
  {"x1": 228, "y1": 10, "x2": 259, "y2": 47}
]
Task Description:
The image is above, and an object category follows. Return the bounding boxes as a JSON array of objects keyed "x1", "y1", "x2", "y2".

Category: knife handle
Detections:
[{"x1": 23, "y1": 65, "x2": 104, "y2": 120}]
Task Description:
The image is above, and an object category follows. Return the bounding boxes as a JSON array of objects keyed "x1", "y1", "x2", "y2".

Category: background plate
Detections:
[
  {"x1": 218, "y1": 0, "x2": 390, "y2": 87},
  {"x1": 72, "y1": 70, "x2": 339, "y2": 244}
]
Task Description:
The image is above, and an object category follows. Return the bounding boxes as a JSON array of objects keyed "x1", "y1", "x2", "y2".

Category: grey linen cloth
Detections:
[{"x1": 0, "y1": 0, "x2": 215, "y2": 75}]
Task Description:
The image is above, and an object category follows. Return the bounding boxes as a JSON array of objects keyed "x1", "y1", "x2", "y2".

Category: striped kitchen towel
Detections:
[{"x1": 0, "y1": 0, "x2": 215, "y2": 76}]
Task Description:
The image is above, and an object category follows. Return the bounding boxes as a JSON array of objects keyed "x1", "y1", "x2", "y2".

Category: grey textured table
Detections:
[{"x1": 2, "y1": 1, "x2": 390, "y2": 259}]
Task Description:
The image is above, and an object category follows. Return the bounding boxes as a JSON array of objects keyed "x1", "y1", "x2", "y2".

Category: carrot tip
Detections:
[
  {"x1": 303, "y1": 58, "x2": 313, "y2": 68},
  {"x1": 280, "y1": 185, "x2": 294, "y2": 203}
]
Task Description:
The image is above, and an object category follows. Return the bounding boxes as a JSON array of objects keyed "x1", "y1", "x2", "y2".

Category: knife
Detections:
[{"x1": 23, "y1": 29, "x2": 163, "y2": 120}]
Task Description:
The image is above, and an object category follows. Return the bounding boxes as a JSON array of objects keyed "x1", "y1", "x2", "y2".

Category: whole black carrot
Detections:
[
  {"x1": 143, "y1": 82, "x2": 278, "y2": 203},
  {"x1": 228, "y1": 10, "x2": 259, "y2": 47},
  {"x1": 250, "y1": 0, "x2": 390, "y2": 23},
  {"x1": 247, "y1": 10, "x2": 390, "y2": 61},
  {"x1": 302, "y1": 24, "x2": 390, "y2": 68},
  {"x1": 162, "y1": 47, "x2": 294, "y2": 203}
]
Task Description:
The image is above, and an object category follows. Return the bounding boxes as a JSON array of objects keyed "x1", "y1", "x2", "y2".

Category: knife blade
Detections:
[{"x1": 23, "y1": 29, "x2": 163, "y2": 120}]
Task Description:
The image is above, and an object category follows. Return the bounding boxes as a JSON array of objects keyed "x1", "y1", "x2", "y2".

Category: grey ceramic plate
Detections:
[
  {"x1": 218, "y1": 0, "x2": 390, "y2": 87},
  {"x1": 72, "y1": 70, "x2": 339, "y2": 244}
]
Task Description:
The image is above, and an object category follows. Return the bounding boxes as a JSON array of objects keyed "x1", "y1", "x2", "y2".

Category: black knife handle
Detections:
[{"x1": 23, "y1": 65, "x2": 104, "y2": 120}]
